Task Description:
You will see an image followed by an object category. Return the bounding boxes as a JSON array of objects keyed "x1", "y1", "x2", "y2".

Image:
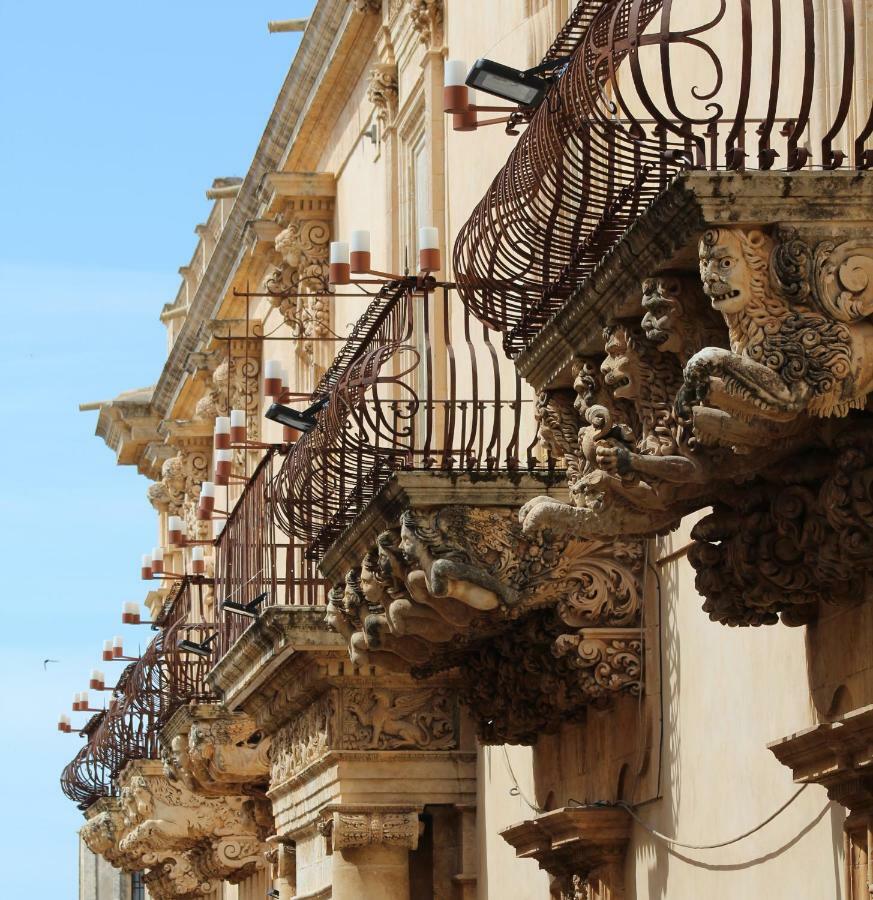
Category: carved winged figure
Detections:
[{"x1": 348, "y1": 689, "x2": 433, "y2": 748}]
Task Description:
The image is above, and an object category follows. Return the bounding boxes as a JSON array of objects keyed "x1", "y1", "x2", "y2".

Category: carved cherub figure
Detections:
[{"x1": 681, "y1": 226, "x2": 873, "y2": 424}]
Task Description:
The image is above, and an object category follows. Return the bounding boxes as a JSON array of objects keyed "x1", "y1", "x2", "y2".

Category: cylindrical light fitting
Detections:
[
  {"x1": 198, "y1": 482, "x2": 215, "y2": 519},
  {"x1": 453, "y1": 88, "x2": 478, "y2": 132},
  {"x1": 444, "y1": 59, "x2": 469, "y2": 112},
  {"x1": 419, "y1": 226, "x2": 440, "y2": 271},
  {"x1": 230, "y1": 409, "x2": 246, "y2": 444},
  {"x1": 102, "y1": 639, "x2": 113, "y2": 662},
  {"x1": 264, "y1": 359, "x2": 282, "y2": 397},
  {"x1": 215, "y1": 448, "x2": 233, "y2": 482},
  {"x1": 113, "y1": 635, "x2": 124, "y2": 658},
  {"x1": 89, "y1": 670, "x2": 103, "y2": 690},
  {"x1": 329, "y1": 242, "x2": 350, "y2": 285},
  {"x1": 122, "y1": 602, "x2": 140, "y2": 625},
  {"x1": 214, "y1": 416, "x2": 231, "y2": 450},
  {"x1": 350, "y1": 230, "x2": 371, "y2": 273},
  {"x1": 168, "y1": 515, "x2": 183, "y2": 546},
  {"x1": 191, "y1": 545, "x2": 205, "y2": 575},
  {"x1": 151, "y1": 547, "x2": 164, "y2": 575},
  {"x1": 141, "y1": 554, "x2": 153, "y2": 581}
]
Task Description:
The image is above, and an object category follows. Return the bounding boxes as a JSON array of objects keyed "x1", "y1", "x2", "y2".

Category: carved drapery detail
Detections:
[
  {"x1": 408, "y1": 0, "x2": 443, "y2": 47},
  {"x1": 368, "y1": 63, "x2": 398, "y2": 129},
  {"x1": 325, "y1": 503, "x2": 643, "y2": 743},
  {"x1": 519, "y1": 226, "x2": 873, "y2": 627},
  {"x1": 321, "y1": 807, "x2": 421, "y2": 851}
]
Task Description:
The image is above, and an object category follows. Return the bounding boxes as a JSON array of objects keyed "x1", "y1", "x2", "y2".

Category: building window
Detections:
[{"x1": 131, "y1": 872, "x2": 145, "y2": 900}]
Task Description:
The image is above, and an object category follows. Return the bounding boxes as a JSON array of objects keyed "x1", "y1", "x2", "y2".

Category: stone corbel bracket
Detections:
[
  {"x1": 318, "y1": 471, "x2": 644, "y2": 744},
  {"x1": 501, "y1": 807, "x2": 632, "y2": 900},
  {"x1": 160, "y1": 702, "x2": 271, "y2": 798}
]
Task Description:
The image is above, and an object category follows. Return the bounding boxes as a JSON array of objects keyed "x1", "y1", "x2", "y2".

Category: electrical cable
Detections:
[{"x1": 568, "y1": 785, "x2": 812, "y2": 851}]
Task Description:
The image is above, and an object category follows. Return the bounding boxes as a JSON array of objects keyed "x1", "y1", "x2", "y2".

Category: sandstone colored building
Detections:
[{"x1": 64, "y1": 1, "x2": 873, "y2": 899}]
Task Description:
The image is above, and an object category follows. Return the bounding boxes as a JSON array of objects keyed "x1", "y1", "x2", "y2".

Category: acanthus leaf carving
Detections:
[{"x1": 408, "y1": 0, "x2": 443, "y2": 47}]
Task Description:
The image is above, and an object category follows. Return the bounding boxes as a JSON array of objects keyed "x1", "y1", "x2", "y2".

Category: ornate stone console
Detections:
[
  {"x1": 208, "y1": 605, "x2": 478, "y2": 900},
  {"x1": 318, "y1": 471, "x2": 645, "y2": 745},
  {"x1": 510, "y1": 171, "x2": 873, "y2": 628},
  {"x1": 80, "y1": 757, "x2": 272, "y2": 898},
  {"x1": 770, "y1": 706, "x2": 873, "y2": 900},
  {"x1": 501, "y1": 807, "x2": 632, "y2": 900}
]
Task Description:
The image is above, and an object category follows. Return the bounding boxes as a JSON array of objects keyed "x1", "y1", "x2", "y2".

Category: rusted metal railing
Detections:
[
  {"x1": 215, "y1": 447, "x2": 328, "y2": 658},
  {"x1": 272, "y1": 282, "x2": 541, "y2": 557},
  {"x1": 60, "y1": 582, "x2": 217, "y2": 810},
  {"x1": 454, "y1": 0, "x2": 873, "y2": 357}
]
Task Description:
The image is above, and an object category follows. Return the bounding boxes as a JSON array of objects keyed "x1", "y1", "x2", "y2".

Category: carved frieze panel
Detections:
[
  {"x1": 519, "y1": 224, "x2": 873, "y2": 627},
  {"x1": 271, "y1": 692, "x2": 335, "y2": 785},
  {"x1": 340, "y1": 687, "x2": 457, "y2": 750}
]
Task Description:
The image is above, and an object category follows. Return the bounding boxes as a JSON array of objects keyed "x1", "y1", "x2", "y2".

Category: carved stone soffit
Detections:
[
  {"x1": 351, "y1": 0, "x2": 382, "y2": 13},
  {"x1": 408, "y1": 0, "x2": 443, "y2": 47},
  {"x1": 501, "y1": 807, "x2": 632, "y2": 900},
  {"x1": 368, "y1": 63, "x2": 398, "y2": 129},
  {"x1": 320, "y1": 478, "x2": 644, "y2": 744},
  {"x1": 319, "y1": 806, "x2": 421, "y2": 852},
  {"x1": 160, "y1": 704, "x2": 271, "y2": 797}
]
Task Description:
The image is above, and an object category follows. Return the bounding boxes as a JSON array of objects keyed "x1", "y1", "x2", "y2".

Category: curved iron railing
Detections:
[
  {"x1": 60, "y1": 579, "x2": 216, "y2": 810},
  {"x1": 215, "y1": 447, "x2": 328, "y2": 658},
  {"x1": 454, "y1": 0, "x2": 873, "y2": 357},
  {"x1": 271, "y1": 282, "x2": 540, "y2": 558}
]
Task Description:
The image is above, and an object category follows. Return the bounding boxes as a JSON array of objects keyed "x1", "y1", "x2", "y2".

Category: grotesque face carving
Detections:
[
  {"x1": 601, "y1": 325, "x2": 640, "y2": 402},
  {"x1": 699, "y1": 228, "x2": 770, "y2": 316},
  {"x1": 641, "y1": 276, "x2": 686, "y2": 354},
  {"x1": 399, "y1": 520, "x2": 422, "y2": 568}
]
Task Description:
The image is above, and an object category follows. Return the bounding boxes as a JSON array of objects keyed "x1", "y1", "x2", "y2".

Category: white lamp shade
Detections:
[
  {"x1": 141, "y1": 554, "x2": 152, "y2": 568},
  {"x1": 152, "y1": 547, "x2": 164, "y2": 562},
  {"x1": 445, "y1": 59, "x2": 467, "y2": 87},
  {"x1": 103, "y1": 640, "x2": 112, "y2": 652},
  {"x1": 264, "y1": 359, "x2": 281, "y2": 379},
  {"x1": 168, "y1": 515, "x2": 183, "y2": 532},
  {"x1": 191, "y1": 546, "x2": 205, "y2": 562},
  {"x1": 113, "y1": 636, "x2": 123, "y2": 648},
  {"x1": 215, "y1": 416, "x2": 231, "y2": 434},
  {"x1": 419, "y1": 227, "x2": 439, "y2": 251},
  {"x1": 330, "y1": 241, "x2": 350, "y2": 265},
  {"x1": 350, "y1": 230, "x2": 371, "y2": 253},
  {"x1": 200, "y1": 482, "x2": 215, "y2": 498},
  {"x1": 230, "y1": 409, "x2": 246, "y2": 428},
  {"x1": 216, "y1": 449, "x2": 233, "y2": 463}
]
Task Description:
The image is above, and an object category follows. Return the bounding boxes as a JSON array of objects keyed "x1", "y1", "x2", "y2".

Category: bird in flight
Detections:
[{"x1": 43, "y1": 659, "x2": 59, "y2": 670}]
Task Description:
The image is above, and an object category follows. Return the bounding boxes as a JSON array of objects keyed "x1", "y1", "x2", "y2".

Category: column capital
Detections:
[{"x1": 320, "y1": 805, "x2": 421, "y2": 852}]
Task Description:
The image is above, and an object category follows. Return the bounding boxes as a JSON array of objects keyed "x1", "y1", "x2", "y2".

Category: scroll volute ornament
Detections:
[
  {"x1": 368, "y1": 63, "x2": 398, "y2": 129},
  {"x1": 408, "y1": 0, "x2": 443, "y2": 47}
]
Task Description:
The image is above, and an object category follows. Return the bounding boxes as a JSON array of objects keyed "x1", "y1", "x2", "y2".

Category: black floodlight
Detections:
[
  {"x1": 267, "y1": 891, "x2": 281, "y2": 899},
  {"x1": 265, "y1": 395, "x2": 330, "y2": 433},
  {"x1": 466, "y1": 56, "x2": 571, "y2": 109},
  {"x1": 176, "y1": 633, "x2": 218, "y2": 658},
  {"x1": 222, "y1": 591, "x2": 269, "y2": 619}
]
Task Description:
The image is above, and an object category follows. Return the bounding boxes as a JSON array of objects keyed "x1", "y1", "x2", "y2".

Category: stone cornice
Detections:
[
  {"x1": 517, "y1": 171, "x2": 873, "y2": 392},
  {"x1": 769, "y1": 705, "x2": 873, "y2": 814},
  {"x1": 207, "y1": 606, "x2": 345, "y2": 711}
]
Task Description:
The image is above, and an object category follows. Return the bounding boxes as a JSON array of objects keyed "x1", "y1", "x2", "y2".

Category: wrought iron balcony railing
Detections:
[
  {"x1": 453, "y1": 0, "x2": 873, "y2": 357},
  {"x1": 271, "y1": 281, "x2": 543, "y2": 558},
  {"x1": 61, "y1": 580, "x2": 216, "y2": 810},
  {"x1": 215, "y1": 447, "x2": 328, "y2": 658}
]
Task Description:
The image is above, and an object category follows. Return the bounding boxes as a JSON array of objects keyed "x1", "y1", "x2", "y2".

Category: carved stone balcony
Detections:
[
  {"x1": 81, "y1": 758, "x2": 271, "y2": 899},
  {"x1": 467, "y1": 170, "x2": 873, "y2": 630},
  {"x1": 317, "y1": 470, "x2": 644, "y2": 745},
  {"x1": 208, "y1": 604, "x2": 478, "y2": 900}
]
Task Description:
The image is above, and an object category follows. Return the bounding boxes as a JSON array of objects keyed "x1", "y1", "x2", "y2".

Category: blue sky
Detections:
[{"x1": 0, "y1": 2, "x2": 309, "y2": 893}]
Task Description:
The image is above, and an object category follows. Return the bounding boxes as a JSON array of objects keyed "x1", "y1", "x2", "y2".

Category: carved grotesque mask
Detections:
[
  {"x1": 641, "y1": 276, "x2": 685, "y2": 354},
  {"x1": 699, "y1": 228, "x2": 766, "y2": 315},
  {"x1": 600, "y1": 325, "x2": 640, "y2": 401}
]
